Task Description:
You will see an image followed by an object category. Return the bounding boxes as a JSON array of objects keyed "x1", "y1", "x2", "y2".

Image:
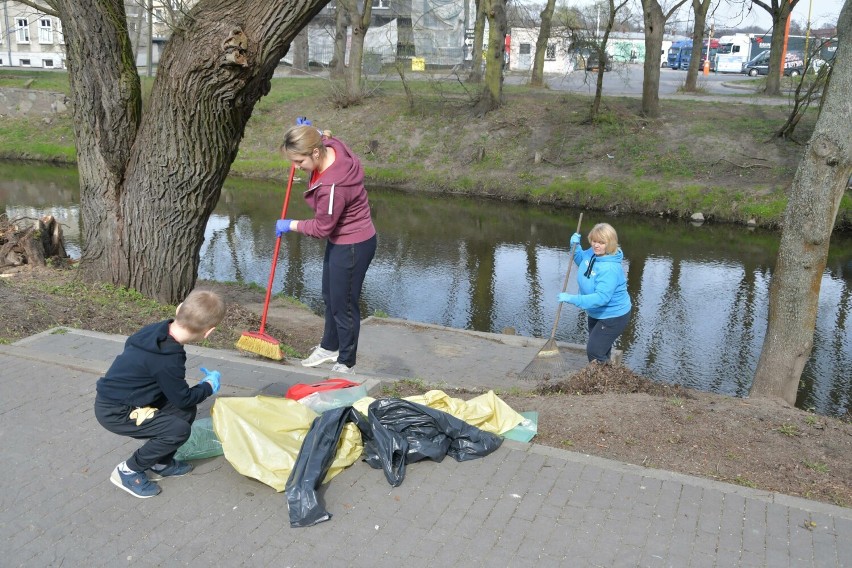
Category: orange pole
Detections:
[{"x1": 780, "y1": 4, "x2": 792, "y2": 76}]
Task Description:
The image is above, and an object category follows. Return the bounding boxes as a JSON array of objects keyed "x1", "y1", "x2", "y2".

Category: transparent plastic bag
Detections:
[
  {"x1": 298, "y1": 384, "x2": 369, "y2": 414},
  {"x1": 174, "y1": 417, "x2": 223, "y2": 461}
]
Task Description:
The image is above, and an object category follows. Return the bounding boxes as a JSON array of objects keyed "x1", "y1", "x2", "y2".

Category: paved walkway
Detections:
[{"x1": 1, "y1": 324, "x2": 849, "y2": 567}]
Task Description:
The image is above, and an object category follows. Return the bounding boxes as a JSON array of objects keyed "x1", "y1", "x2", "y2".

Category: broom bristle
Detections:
[
  {"x1": 519, "y1": 339, "x2": 568, "y2": 380},
  {"x1": 236, "y1": 332, "x2": 283, "y2": 361}
]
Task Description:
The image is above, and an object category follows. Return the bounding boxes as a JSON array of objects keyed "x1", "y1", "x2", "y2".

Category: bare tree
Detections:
[
  {"x1": 591, "y1": 0, "x2": 629, "y2": 119},
  {"x1": 776, "y1": 39, "x2": 835, "y2": 139},
  {"x1": 468, "y1": 0, "x2": 486, "y2": 83},
  {"x1": 327, "y1": 4, "x2": 349, "y2": 79},
  {"x1": 683, "y1": 0, "x2": 712, "y2": 91},
  {"x1": 750, "y1": 0, "x2": 851, "y2": 405},
  {"x1": 560, "y1": 0, "x2": 629, "y2": 121},
  {"x1": 23, "y1": 0, "x2": 330, "y2": 304},
  {"x1": 530, "y1": 0, "x2": 558, "y2": 87},
  {"x1": 292, "y1": 28, "x2": 310, "y2": 74},
  {"x1": 337, "y1": 0, "x2": 374, "y2": 100},
  {"x1": 474, "y1": 0, "x2": 508, "y2": 116},
  {"x1": 640, "y1": 0, "x2": 690, "y2": 117},
  {"x1": 750, "y1": 0, "x2": 803, "y2": 95}
]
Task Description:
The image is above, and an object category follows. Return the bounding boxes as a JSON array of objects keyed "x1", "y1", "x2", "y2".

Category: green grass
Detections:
[
  {"x1": 802, "y1": 460, "x2": 829, "y2": 474},
  {"x1": 3, "y1": 68, "x2": 850, "y2": 229},
  {"x1": 776, "y1": 423, "x2": 800, "y2": 437},
  {"x1": 380, "y1": 378, "x2": 427, "y2": 398}
]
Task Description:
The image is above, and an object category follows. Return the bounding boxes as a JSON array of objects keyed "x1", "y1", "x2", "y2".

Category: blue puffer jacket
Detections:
[{"x1": 571, "y1": 246, "x2": 632, "y2": 319}]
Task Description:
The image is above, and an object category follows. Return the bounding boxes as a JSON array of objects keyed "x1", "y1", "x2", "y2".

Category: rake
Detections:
[{"x1": 520, "y1": 213, "x2": 583, "y2": 381}]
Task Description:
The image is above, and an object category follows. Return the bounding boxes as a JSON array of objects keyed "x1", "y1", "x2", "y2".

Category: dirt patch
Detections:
[{"x1": 2, "y1": 267, "x2": 850, "y2": 509}]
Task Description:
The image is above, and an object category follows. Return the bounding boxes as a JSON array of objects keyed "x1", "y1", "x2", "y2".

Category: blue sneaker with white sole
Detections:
[
  {"x1": 110, "y1": 467, "x2": 161, "y2": 498},
  {"x1": 147, "y1": 459, "x2": 193, "y2": 480}
]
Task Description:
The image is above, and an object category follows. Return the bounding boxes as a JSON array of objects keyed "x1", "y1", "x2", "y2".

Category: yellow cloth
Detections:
[
  {"x1": 211, "y1": 396, "x2": 363, "y2": 492},
  {"x1": 129, "y1": 406, "x2": 156, "y2": 426},
  {"x1": 352, "y1": 389, "x2": 524, "y2": 435}
]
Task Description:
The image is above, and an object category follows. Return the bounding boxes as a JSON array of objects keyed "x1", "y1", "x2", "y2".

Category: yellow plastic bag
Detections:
[
  {"x1": 211, "y1": 396, "x2": 363, "y2": 492},
  {"x1": 353, "y1": 389, "x2": 524, "y2": 435}
]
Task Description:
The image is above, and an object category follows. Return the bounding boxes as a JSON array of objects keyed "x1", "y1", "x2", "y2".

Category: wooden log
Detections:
[{"x1": 0, "y1": 215, "x2": 67, "y2": 269}]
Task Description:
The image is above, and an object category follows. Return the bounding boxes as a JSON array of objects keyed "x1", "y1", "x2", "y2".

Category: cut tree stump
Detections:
[{"x1": 0, "y1": 214, "x2": 69, "y2": 273}]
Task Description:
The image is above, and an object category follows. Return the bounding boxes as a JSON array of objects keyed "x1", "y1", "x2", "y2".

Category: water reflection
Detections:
[{"x1": 2, "y1": 163, "x2": 850, "y2": 416}]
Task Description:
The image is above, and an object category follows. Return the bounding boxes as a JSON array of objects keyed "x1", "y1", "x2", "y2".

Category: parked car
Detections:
[
  {"x1": 585, "y1": 52, "x2": 613, "y2": 71},
  {"x1": 742, "y1": 50, "x2": 804, "y2": 77}
]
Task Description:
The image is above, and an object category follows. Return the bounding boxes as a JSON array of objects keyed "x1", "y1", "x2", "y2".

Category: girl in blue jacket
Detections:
[{"x1": 558, "y1": 222, "x2": 632, "y2": 362}]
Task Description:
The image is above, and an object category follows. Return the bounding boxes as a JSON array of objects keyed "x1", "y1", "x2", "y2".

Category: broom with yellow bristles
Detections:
[{"x1": 235, "y1": 163, "x2": 296, "y2": 360}]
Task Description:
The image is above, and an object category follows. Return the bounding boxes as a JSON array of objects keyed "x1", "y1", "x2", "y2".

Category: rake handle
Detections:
[
  {"x1": 258, "y1": 163, "x2": 296, "y2": 334},
  {"x1": 548, "y1": 212, "x2": 583, "y2": 342}
]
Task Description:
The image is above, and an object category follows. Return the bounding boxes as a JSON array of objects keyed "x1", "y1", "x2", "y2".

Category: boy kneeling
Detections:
[{"x1": 94, "y1": 289, "x2": 225, "y2": 498}]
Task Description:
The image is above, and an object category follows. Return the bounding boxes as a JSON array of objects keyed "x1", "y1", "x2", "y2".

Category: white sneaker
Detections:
[
  {"x1": 330, "y1": 362, "x2": 354, "y2": 374},
  {"x1": 301, "y1": 346, "x2": 339, "y2": 367}
]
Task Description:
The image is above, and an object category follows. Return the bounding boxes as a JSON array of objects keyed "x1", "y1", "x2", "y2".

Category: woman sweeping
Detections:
[
  {"x1": 557, "y1": 222, "x2": 632, "y2": 363},
  {"x1": 276, "y1": 122, "x2": 377, "y2": 374}
]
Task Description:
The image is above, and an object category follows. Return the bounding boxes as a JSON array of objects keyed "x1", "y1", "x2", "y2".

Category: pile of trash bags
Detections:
[{"x1": 183, "y1": 384, "x2": 534, "y2": 527}]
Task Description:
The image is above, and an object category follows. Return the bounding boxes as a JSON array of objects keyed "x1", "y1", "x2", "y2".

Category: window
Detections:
[
  {"x1": 21, "y1": 58, "x2": 32, "y2": 66},
  {"x1": 519, "y1": 43, "x2": 531, "y2": 55},
  {"x1": 372, "y1": 0, "x2": 391, "y2": 8},
  {"x1": 154, "y1": 8, "x2": 164, "y2": 22},
  {"x1": 43, "y1": 59, "x2": 54, "y2": 68},
  {"x1": 17, "y1": 18, "x2": 30, "y2": 43},
  {"x1": 545, "y1": 43, "x2": 556, "y2": 60},
  {"x1": 39, "y1": 18, "x2": 53, "y2": 43}
]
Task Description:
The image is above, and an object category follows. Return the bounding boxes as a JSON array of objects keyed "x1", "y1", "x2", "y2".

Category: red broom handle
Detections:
[{"x1": 258, "y1": 164, "x2": 296, "y2": 334}]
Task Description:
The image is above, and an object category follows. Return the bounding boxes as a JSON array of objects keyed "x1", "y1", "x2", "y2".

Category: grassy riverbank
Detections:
[{"x1": 2, "y1": 68, "x2": 850, "y2": 230}]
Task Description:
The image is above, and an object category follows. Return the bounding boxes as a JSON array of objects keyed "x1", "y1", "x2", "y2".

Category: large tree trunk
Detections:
[
  {"x1": 53, "y1": 0, "x2": 330, "y2": 304},
  {"x1": 474, "y1": 0, "x2": 507, "y2": 116},
  {"x1": 750, "y1": 0, "x2": 852, "y2": 405},
  {"x1": 530, "y1": 0, "x2": 556, "y2": 88},
  {"x1": 684, "y1": 0, "x2": 709, "y2": 92},
  {"x1": 640, "y1": 0, "x2": 665, "y2": 118}
]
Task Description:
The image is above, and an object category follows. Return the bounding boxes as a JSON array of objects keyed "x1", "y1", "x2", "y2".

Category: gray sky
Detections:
[{"x1": 715, "y1": 0, "x2": 845, "y2": 30}]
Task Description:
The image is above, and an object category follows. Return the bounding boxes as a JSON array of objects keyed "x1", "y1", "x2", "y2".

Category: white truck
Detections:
[{"x1": 715, "y1": 33, "x2": 759, "y2": 73}]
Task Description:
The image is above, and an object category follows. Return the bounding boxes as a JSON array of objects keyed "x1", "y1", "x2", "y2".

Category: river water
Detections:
[{"x1": 2, "y1": 163, "x2": 850, "y2": 416}]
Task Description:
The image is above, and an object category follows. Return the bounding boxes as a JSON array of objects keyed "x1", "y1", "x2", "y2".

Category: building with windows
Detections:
[{"x1": 0, "y1": 3, "x2": 65, "y2": 69}]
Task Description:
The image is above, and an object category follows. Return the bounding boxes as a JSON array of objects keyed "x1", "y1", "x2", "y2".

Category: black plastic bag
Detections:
[
  {"x1": 284, "y1": 406, "x2": 370, "y2": 528},
  {"x1": 284, "y1": 398, "x2": 503, "y2": 527},
  {"x1": 362, "y1": 398, "x2": 503, "y2": 486}
]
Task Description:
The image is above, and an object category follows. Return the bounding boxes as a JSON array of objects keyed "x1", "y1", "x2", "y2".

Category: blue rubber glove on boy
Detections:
[
  {"x1": 199, "y1": 367, "x2": 221, "y2": 394},
  {"x1": 569, "y1": 233, "x2": 582, "y2": 247},
  {"x1": 558, "y1": 293, "x2": 580, "y2": 305},
  {"x1": 276, "y1": 219, "x2": 293, "y2": 236}
]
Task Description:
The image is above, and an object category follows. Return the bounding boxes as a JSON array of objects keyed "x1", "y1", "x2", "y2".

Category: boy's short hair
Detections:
[{"x1": 175, "y1": 289, "x2": 226, "y2": 334}]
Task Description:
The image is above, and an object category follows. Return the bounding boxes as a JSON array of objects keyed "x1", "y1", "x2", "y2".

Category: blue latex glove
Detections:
[
  {"x1": 296, "y1": 116, "x2": 312, "y2": 125},
  {"x1": 569, "y1": 233, "x2": 582, "y2": 247},
  {"x1": 275, "y1": 219, "x2": 292, "y2": 236},
  {"x1": 199, "y1": 367, "x2": 221, "y2": 394},
  {"x1": 558, "y1": 293, "x2": 580, "y2": 305}
]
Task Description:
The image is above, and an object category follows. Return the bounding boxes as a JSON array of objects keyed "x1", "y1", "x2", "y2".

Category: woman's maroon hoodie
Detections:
[{"x1": 298, "y1": 137, "x2": 376, "y2": 245}]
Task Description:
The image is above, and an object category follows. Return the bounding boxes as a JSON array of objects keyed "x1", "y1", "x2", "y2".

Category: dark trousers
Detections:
[
  {"x1": 94, "y1": 396, "x2": 196, "y2": 472},
  {"x1": 586, "y1": 310, "x2": 631, "y2": 362},
  {"x1": 320, "y1": 234, "x2": 377, "y2": 367}
]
